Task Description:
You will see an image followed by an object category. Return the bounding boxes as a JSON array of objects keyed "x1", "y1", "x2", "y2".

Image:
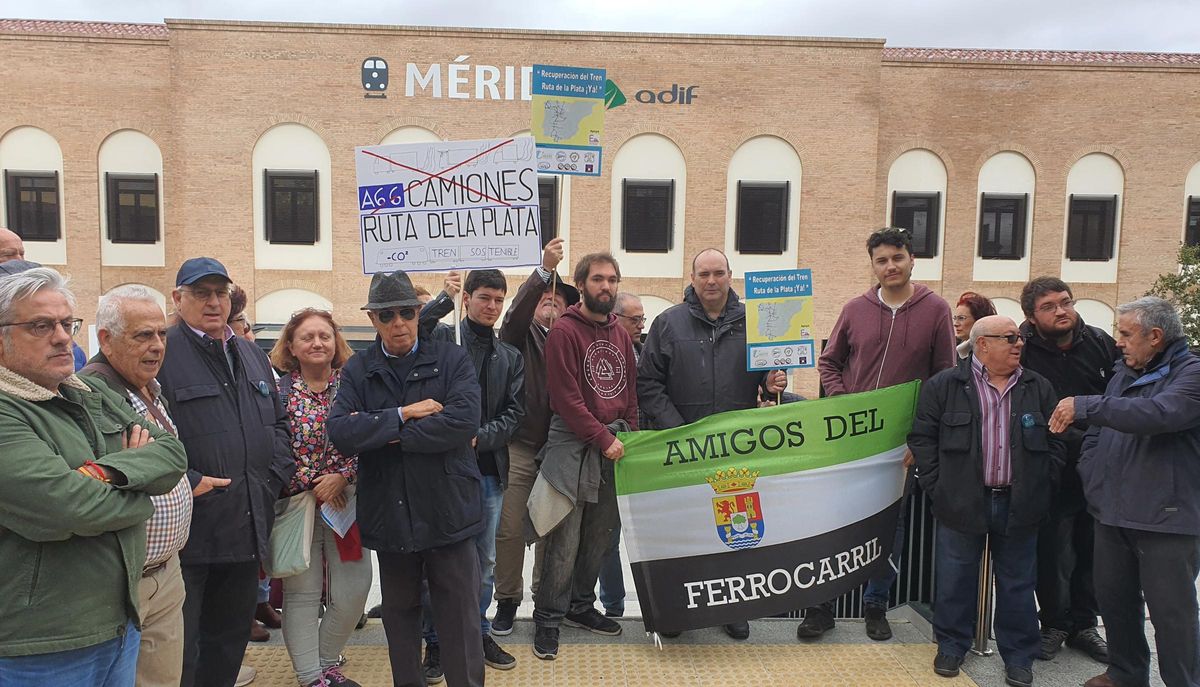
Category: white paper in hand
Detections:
[{"x1": 320, "y1": 493, "x2": 357, "y2": 538}]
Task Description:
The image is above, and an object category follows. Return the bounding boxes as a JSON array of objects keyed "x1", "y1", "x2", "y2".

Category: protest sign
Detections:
[
  {"x1": 615, "y1": 381, "x2": 918, "y2": 634},
  {"x1": 531, "y1": 64, "x2": 605, "y2": 176},
  {"x1": 744, "y1": 268, "x2": 815, "y2": 371},
  {"x1": 354, "y1": 136, "x2": 542, "y2": 274}
]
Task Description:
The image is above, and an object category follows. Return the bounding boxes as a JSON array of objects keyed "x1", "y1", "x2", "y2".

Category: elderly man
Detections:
[
  {"x1": 79, "y1": 286, "x2": 194, "y2": 687},
  {"x1": 1049, "y1": 297, "x2": 1200, "y2": 687},
  {"x1": 156, "y1": 257, "x2": 295, "y2": 687},
  {"x1": 0, "y1": 226, "x2": 25, "y2": 262},
  {"x1": 910, "y1": 315, "x2": 1064, "y2": 687},
  {"x1": 0, "y1": 268, "x2": 187, "y2": 686},
  {"x1": 329, "y1": 270, "x2": 485, "y2": 687}
]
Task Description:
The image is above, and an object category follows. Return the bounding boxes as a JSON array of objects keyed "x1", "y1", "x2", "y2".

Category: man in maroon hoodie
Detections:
[
  {"x1": 530, "y1": 252, "x2": 639, "y2": 661},
  {"x1": 799, "y1": 227, "x2": 956, "y2": 642}
]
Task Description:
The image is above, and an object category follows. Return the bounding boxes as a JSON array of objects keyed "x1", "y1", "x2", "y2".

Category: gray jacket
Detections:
[{"x1": 527, "y1": 415, "x2": 630, "y2": 540}]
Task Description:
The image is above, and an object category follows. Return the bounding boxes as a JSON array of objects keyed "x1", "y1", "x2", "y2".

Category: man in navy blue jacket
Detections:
[{"x1": 1050, "y1": 296, "x2": 1200, "y2": 687}]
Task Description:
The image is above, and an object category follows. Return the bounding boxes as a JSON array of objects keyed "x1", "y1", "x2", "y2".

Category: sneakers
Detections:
[
  {"x1": 1005, "y1": 664, "x2": 1034, "y2": 687},
  {"x1": 1037, "y1": 627, "x2": 1069, "y2": 660},
  {"x1": 796, "y1": 606, "x2": 835, "y2": 639},
  {"x1": 533, "y1": 626, "x2": 559, "y2": 660},
  {"x1": 864, "y1": 605, "x2": 893, "y2": 641},
  {"x1": 302, "y1": 679, "x2": 328, "y2": 687},
  {"x1": 422, "y1": 643, "x2": 444, "y2": 684},
  {"x1": 321, "y1": 665, "x2": 361, "y2": 687},
  {"x1": 933, "y1": 652, "x2": 963, "y2": 678},
  {"x1": 491, "y1": 599, "x2": 519, "y2": 636},
  {"x1": 563, "y1": 608, "x2": 622, "y2": 636},
  {"x1": 482, "y1": 634, "x2": 516, "y2": 670},
  {"x1": 1067, "y1": 628, "x2": 1110, "y2": 663},
  {"x1": 722, "y1": 621, "x2": 750, "y2": 640}
]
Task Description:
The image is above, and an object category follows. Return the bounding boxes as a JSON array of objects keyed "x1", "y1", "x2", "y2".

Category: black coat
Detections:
[
  {"x1": 157, "y1": 324, "x2": 296, "y2": 564},
  {"x1": 637, "y1": 286, "x2": 767, "y2": 429},
  {"x1": 909, "y1": 359, "x2": 1065, "y2": 535},
  {"x1": 1019, "y1": 318, "x2": 1120, "y2": 513},
  {"x1": 328, "y1": 338, "x2": 483, "y2": 553},
  {"x1": 427, "y1": 319, "x2": 525, "y2": 488}
]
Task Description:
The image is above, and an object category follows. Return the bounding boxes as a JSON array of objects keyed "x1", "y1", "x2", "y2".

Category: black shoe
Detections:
[
  {"x1": 491, "y1": 599, "x2": 518, "y2": 636},
  {"x1": 933, "y1": 652, "x2": 963, "y2": 678},
  {"x1": 482, "y1": 634, "x2": 516, "y2": 670},
  {"x1": 366, "y1": 604, "x2": 383, "y2": 619},
  {"x1": 864, "y1": 605, "x2": 893, "y2": 641},
  {"x1": 1067, "y1": 628, "x2": 1109, "y2": 664},
  {"x1": 796, "y1": 606, "x2": 835, "y2": 640},
  {"x1": 563, "y1": 608, "x2": 622, "y2": 636},
  {"x1": 422, "y1": 643, "x2": 444, "y2": 684},
  {"x1": 1037, "y1": 627, "x2": 1069, "y2": 660},
  {"x1": 722, "y1": 621, "x2": 750, "y2": 640},
  {"x1": 658, "y1": 630, "x2": 681, "y2": 638},
  {"x1": 1005, "y1": 664, "x2": 1034, "y2": 687},
  {"x1": 533, "y1": 626, "x2": 559, "y2": 660}
]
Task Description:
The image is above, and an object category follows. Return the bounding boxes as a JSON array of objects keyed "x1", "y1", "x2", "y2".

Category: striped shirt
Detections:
[
  {"x1": 128, "y1": 380, "x2": 193, "y2": 568},
  {"x1": 970, "y1": 355, "x2": 1023, "y2": 488}
]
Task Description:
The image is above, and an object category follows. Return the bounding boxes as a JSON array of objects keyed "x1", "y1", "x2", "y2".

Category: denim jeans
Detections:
[
  {"x1": 597, "y1": 523, "x2": 625, "y2": 616},
  {"x1": 863, "y1": 505, "x2": 906, "y2": 608},
  {"x1": 282, "y1": 514, "x2": 374, "y2": 684},
  {"x1": 933, "y1": 490, "x2": 1039, "y2": 670},
  {"x1": 424, "y1": 474, "x2": 504, "y2": 642},
  {"x1": 0, "y1": 619, "x2": 140, "y2": 687}
]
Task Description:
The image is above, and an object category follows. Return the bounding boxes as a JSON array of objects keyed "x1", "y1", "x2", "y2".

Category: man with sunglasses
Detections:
[
  {"x1": 910, "y1": 315, "x2": 1064, "y2": 687},
  {"x1": 1018, "y1": 277, "x2": 1119, "y2": 665},
  {"x1": 157, "y1": 257, "x2": 296, "y2": 687},
  {"x1": 329, "y1": 269, "x2": 486, "y2": 686}
]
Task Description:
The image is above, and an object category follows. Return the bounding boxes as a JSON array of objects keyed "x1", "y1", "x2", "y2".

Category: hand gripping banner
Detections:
[{"x1": 615, "y1": 381, "x2": 920, "y2": 634}]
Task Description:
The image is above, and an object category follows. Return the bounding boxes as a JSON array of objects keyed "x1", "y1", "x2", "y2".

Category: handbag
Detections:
[{"x1": 264, "y1": 490, "x2": 316, "y2": 578}]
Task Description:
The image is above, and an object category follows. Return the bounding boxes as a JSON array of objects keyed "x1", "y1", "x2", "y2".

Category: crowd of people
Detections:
[{"x1": 0, "y1": 222, "x2": 1196, "y2": 687}]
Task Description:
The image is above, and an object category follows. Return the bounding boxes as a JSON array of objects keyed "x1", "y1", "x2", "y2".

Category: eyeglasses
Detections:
[
  {"x1": 616, "y1": 314, "x2": 646, "y2": 325},
  {"x1": 181, "y1": 286, "x2": 232, "y2": 301},
  {"x1": 951, "y1": 315, "x2": 970, "y2": 323},
  {"x1": 1036, "y1": 299, "x2": 1076, "y2": 315},
  {"x1": 374, "y1": 308, "x2": 418, "y2": 324},
  {"x1": 981, "y1": 333, "x2": 1022, "y2": 344},
  {"x1": 0, "y1": 317, "x2": 83, "y2": 338}
]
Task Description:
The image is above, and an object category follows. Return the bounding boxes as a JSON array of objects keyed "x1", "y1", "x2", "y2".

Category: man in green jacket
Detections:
[{"x1": 0, "y1": 267, "x2": 188, "y2": 686}]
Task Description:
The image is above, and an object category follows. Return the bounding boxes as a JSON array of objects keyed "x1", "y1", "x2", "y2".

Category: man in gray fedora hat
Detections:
[{"x1": 329, "y1": 270, "x2": 486, "y2": 686}]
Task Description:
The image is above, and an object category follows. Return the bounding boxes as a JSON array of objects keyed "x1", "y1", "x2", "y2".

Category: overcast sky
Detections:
[{"x1": 10, "y1": 0, "x2": 1200, "y2": 52}]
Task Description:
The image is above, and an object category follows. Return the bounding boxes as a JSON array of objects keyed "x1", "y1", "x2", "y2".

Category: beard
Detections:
[{"x1": 583, "y1": 289, "x2": 615, "y2": 315}]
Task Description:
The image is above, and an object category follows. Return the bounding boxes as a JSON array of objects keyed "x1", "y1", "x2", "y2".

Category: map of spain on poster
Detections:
[{"x1": 531, "y1": 64, "x2": 605, "y2": 176}]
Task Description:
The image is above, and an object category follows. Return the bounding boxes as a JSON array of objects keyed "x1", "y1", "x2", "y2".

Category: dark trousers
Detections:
[
  {"x1": 1036, "y1": 507, "x2": 1099, "y2": 633},
  {"x1": 377, "y1": 539, "x2": 483, "y2": 687},
  {"x1": 533, "y1": 459, "x2": 619, "y2": 628},
  {"x1": 1094, "y1": 523, "x2": 1200, "y2": 687},
  {"x1": 180, "y1": 561, "x2": 259, "y2": 687},
  {"x1": 597, "y1": 522, "x2": 625, "y2": 616},
  {"x1": 933, "y1": 491, "x2": 1039, "y2": 670}
]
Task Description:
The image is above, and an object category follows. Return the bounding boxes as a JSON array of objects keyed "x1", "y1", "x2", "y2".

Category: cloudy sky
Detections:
[{"x1": 11, "y1": 0, "x2": 1200, "y2": 52}]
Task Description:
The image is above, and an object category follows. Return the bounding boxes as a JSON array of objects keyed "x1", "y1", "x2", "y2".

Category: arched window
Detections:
[
  {"x1": 610, "y1": 134, "x2": 686, "y2": 278},
  {"x1": 0, "y1": 126, "x2": 66, "y2": 264},
  {"x1": 974, "y1": 152, "x2": 1035, "y2": 282},
  {"x1": 1074, "y1": 298, "x2": 1115, "y2": 335},
  {"x1": 887, "y1": 149, "x2": 948, "y2": 280},
  {"x1": 724, "y1": 136, "x2": 802, "y2": 278},
  {"x1": 252, "y1": 124, "x2": 332, "y2": 270},
  {"x1": 1062, "y1": 153, "x2": 1124, "y2": 284},
  {"x1": 98, "y1": 130, "x2": 164, "y2": 267}
]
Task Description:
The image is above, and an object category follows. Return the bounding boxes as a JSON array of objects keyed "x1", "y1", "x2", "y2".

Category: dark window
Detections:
[
  {"x1": 621, "y1": 179, "x2": 674, "y2": 252},
  {"x1": 1186, "y1": 196, "x2": 1200, "y2": 247},
  {"x1": 4, "y1": 170, "x2": 60, "y2": 241},
  {"x1": 736, "y1": 181, "x2": 789, "y2": 254},
  {"x1": 538, "y1": 176, "x2": 558, "y2": 248},
  {"x1": 105, "y1": 173, "x2": 159, "y2": 244},
  {"x1": 891, "y1": 192, "x2": 940, "y2": 258},
  {"x1": 1066, "y1": 194, "x2": 1118, "y2": 261},
  {"x1": 265, "y1": 170, "x2": 319, "y2": 245},
  {"x1": 978, "y1": 193, "x2": 1028, "y2": 260}
]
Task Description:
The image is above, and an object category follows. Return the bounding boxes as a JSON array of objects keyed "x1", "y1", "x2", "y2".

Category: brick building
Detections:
[{"x1": 3, "y1": 18, "x2": 1198, "y2": 393}]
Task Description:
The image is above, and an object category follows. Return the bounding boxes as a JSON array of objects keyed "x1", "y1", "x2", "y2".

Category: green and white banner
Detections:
[{"x1": 615, "y1": 381, "x2": 919, "y2": 633}]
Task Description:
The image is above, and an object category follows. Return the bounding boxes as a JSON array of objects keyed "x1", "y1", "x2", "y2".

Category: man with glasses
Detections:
[
  {"x1": 910, "y1": 315, "x2": 1064, "y2": 687},
  {"x1": 1018, "y1": 277, "x2": 1119, "y2": 665},
  {"x1": 0, "y1": 267, "x2": 187, "y2": 686},
  {"x1": 157, "y1": 257, "x2": 296, "y2": 687},
  {"x1": 329, "y1": 270, "x2": 486, "y2": 686}
]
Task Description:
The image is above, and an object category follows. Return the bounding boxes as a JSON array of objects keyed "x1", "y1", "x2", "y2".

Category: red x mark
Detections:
[{"x1": 362, "y1": 138, "x2": 515, "y2": 214}]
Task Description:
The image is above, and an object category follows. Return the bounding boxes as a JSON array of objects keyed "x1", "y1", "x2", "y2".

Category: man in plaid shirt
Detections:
[{"x1": 81, "y1": 285, "x2": 194, "y2": 687}]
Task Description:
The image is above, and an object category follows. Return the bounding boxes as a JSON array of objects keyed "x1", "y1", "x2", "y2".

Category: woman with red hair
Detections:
[{"x1": 954, "y1": 291, "x2": 997, "y2": 344}]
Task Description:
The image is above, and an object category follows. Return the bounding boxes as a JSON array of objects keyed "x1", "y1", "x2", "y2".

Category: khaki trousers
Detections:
[
  {"x1": 136, "y1": 553, "x2": 187, "y2": 687},
  {"x1": 493, "y1": 440, "x2": 544, "y2": 603}
]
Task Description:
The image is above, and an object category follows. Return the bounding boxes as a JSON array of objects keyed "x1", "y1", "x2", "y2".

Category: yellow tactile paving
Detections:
[{"x1": 243, "y1": 643, "x2": 979, "y2": 686}]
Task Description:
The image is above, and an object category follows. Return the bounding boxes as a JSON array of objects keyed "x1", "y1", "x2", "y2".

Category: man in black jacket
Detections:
[
  {"x1": 910, "y1": 315, "x2": 1064, "y2": 687},
  {"x1": 157, "y1": 258, "x2": 296, "y2": 687},
  {"x1": 637, "y1": 248, "x2": 785, "y2": 640},
  {"x1": 328, "y1": 270, "x2": 485, "y2": 687},
  {"x1": 1018, "y1": 277, "x2": 1118, "y2": 664},
  {"x1": 420, "y1": 269, "x2": 525, "y2": 676}
]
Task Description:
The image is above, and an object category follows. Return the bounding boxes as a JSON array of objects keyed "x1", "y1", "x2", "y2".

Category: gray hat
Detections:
[
  {"x1": 362, "y1": 271, "x2": 424, "y2": 311},
  {"x1": 0, "y1": 259, "x2": 43, "y2": 276}
]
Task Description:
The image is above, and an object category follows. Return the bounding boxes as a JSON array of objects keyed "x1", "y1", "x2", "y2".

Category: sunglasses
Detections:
[
  {"x1": 981, "y1": 333, "x2": 1021, "y2": 344},
  {"x1": 374, "y1": 308, "x2": 418, "y2": 324}
]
